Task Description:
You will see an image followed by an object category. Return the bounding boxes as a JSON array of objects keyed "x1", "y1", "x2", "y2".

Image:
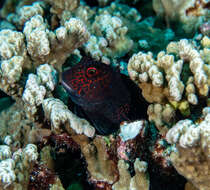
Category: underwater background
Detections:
[{"x1": 0, "y1": 0, "x2": 209, "y2": 190}]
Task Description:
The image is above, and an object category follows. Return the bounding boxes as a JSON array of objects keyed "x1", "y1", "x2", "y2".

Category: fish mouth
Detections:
[{"x1": 61, "y1": 80, "x2": 75, "y2": 94}]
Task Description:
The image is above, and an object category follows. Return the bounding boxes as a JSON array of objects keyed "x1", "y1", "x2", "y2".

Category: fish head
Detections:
[{"x1": 62, "y1": 57, "x2": 117, "y2": 105}]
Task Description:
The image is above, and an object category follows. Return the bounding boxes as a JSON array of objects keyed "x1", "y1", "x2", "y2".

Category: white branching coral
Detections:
[
  {"x1": 7, "y1": 1, "x2": 45, "y2": 29},
  {"x1": 23, "y1": 15, "x2": 51, "y2": 62},
  {"x1": 37, "y1": 64, "x2": 57, "y2": 91},
  {"x1": 3, "y1": 136, "x2": 13, "y2": 146},
  {"x1": 23, "y1": 14, "x2": 90, "y2": 70},
  {"x1": 0, "y1": 29, "x2": 30, "y2": 99},
  {"x1": 22, "y1": 74, "x2": 46, "y2": 108},
  {"x1": 0, "y1": 29, "x2": 26, "y2": 60},
  {"x1": 22, "y1": 64, "x2": 57, "y2": 120},
  {"x1": 128, "y1": 50, "x2": 185, "y2": 102},
  {"x1": 85, "y1": 10, "x2": 133, "y2": 60},
  {"x1": 166, "y1": 107, "x2": 210, "y2": 190},
  {"x1": 167, "y1": 39, "x2": 209, "y2": 96},
  {"x1": 185, "y1": 77, "x2": 198, "y2": 105},
  {"x1": 23, "y1": 144, "x2": 38, "y2": 162},
  {"x1": 42, "y1": 98, "x2": 95, "y2": 137},
  {"x1": 55, "y1": 17, "x2": 90, "y2": 55},
  {"x1": 0, "y1": 56, "x2": 24, "y2": 84},
  {"x1": 128, "y1": 38, "x2": 209, "y2": 105},
  {"x1": 0, "y1": 144, "x2": 38, "y2": 188},
  {"x1": 0, "y1": 159, "x2": 16, "y2": 186},
  {"x1": 0, "y1": 146, "x2": 12, "y2": 161},
  {"x1": 84, "y1": 35, "x2": 109, "y2": 62},
  {"x1": 128, "y1": 52, "x2": 163, "y2": 87},
  {"x1": 156, "y1": 51, "x2": 184, "y2": 101}
]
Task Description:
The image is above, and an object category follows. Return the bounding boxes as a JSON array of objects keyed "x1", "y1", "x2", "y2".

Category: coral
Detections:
[
  {"x1": 23, "y1": 14, "x2": 90, "y2": 70},
  {"x1": 128, "y1": 38, "x2": 209, "y2": 107},
  {"x1": 37, "y1": 64, "x2": 57, "y2": 91},
  {"x1": 112, "y1": 159, "x2": 149, "y2": 190},
  {"x1": 0, "y1": 141, "x2": 64, "y2": 190},
  {"x1": 0, "y1": 145, "x2": 12, "y2": 160},
  {"x1": 3, "y1": 136, "x2": 13, "y2": 146},
  {"x1": 200, "y1": 21, "x2": 210, "y2": 36},
  {"x1": 84, "y1": 9, "x2": 133, "y2": 61},
  {"x1": 185, "y1": 182, "x2": 198, "y2": 190},
  {"x1": 44, "y1": 0, "x2": 79, "y2": 17},
  {"x1": 7, "y1": 2, "x2": 45, "y2": 29},
  {"x1": 166, "y1": 107, "x2": 210, "y2": 190},
  {"x1": 152, "y1": 0, "x2": 210, "y2": 33},
  {"x1": 119, "y1": 120, "x2": 146, "y2": 142},
  {"x1": 0, "y1": 29, "x2": 29, "y2": 99},
  {"x1": 0, "y1": 158, "x2": 16, "y2": 186},
  {"x1": 22, "y1": 64, "x2": 57, "y2": 121},
  {"x1": 128, "y1": 51, "x2": 164, "y2": 103},
  {"x1": 130, "y1": 159, "x2": 149, "y2": 190},
  {"x1": 0, "y1": 144, "x2": 38, "y2": 189},
  {"x1": 42, "y1": 98, "x2": 95, "y2": 137},
  {"x1": 1, "y1": 56, "x2": 24, "y2": 85},
  {"x1": 0, "y1": 28, "x2": 28, "y2": 62},
  {"x1": 22, "y1": 74, "x2": 46, "y2": 117},
  {"x1": 0, "y1": 1, "x2": 90, "y2": 74},
  {"x1": 201, "y1": 35, "x2": 210, "y2": 48},
  {"x1": 23, "y1": 14, "x2": 51, "y2": 63},
  {"x1": 28, "y1": 163, "x2": 65, "y2": 190},
  {"x1": 0, "y1": 0, "x2": 209, "y2": 189},
  {"x1": 112, "y1": 160, "x2": 132, "y2": 190},
  {"x1": 83, "y1": 136, "x2": 118, "y2": 183},
  {"x1": 167, "y1": 39, "x2": 209, "y2": 96},
  {"x1": 0, "y1": 103, "x2": 34, "y2": 146},
  {"x1": 147, "y1": 104, "x2": 175, "y2": 135}
]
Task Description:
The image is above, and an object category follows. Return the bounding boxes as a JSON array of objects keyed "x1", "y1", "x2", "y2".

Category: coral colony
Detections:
[{"x1": 0, "y1": 0, "x2": 209, "y2": 190}]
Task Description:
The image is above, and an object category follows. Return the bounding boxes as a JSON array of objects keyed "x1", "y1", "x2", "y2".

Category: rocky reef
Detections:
[{"x1": 0, "y1": 0, "x2": 209, "y2": 190}]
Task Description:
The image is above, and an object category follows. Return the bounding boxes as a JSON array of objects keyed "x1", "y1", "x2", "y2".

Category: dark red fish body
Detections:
[{"x1": 62, "y1": 57, "x2": 147, "y2": 135}]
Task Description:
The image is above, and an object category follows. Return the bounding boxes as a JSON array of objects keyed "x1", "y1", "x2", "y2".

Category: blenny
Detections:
[{"x1": 62, "y1": 57, "x2": 147, "y2": 135}]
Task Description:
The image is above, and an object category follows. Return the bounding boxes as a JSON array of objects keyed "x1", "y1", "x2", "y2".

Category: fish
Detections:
[{"x1": 62, "y1": 57, "x2": 147, "y2": 135}]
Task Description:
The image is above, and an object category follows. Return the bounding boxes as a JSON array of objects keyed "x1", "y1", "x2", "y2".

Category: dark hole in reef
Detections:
[
  {"x1": 0, "y1": 0, "x2": 6, "y2": 9},
  {"x1": 180, "y1": 61, "x2": 193, "y2": 85},
  {"x1": 0, "y1": 90, "x2": 15, "y2": 112},
  {"x1": 51, "y1": 142, "x2": 94, "y2": 189},
  {"x1": 0, "y1": 90, "x2": 8, "y2": 98},
  {"x1": 204, "y1": 2, "x2": 210, "y2": 9},
  {"x1": 84, "y1": 0, "x2": 99, "y2": 7}
]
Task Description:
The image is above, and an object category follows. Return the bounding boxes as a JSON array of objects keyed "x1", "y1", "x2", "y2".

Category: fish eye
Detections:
[{"x1": 86, "y1": 67, "x2": 98, "y2": 77}]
